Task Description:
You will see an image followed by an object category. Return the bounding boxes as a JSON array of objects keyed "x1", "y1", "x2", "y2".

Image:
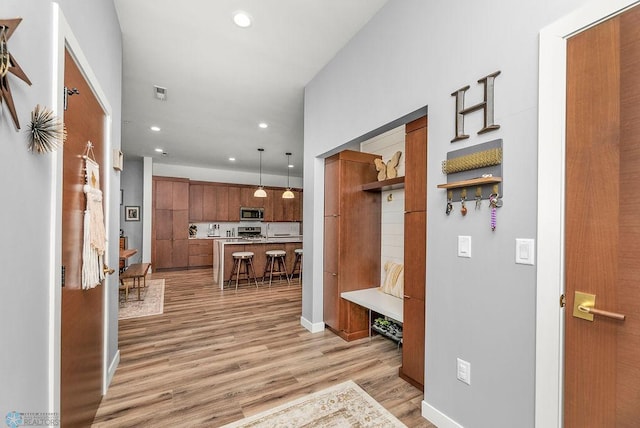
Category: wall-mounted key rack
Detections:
[{"x1": 437, "y1": 139, "x2": 503, "y2": 202}]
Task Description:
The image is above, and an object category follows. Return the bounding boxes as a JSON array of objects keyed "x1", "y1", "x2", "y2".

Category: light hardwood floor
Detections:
[{"x1": 92, "y1": 269, "x2": 434, "y2": 427}]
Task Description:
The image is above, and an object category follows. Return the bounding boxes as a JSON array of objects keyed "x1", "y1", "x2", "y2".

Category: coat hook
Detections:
[{"x1": 63, "y1": 86, "x2": 80, "y2": 111}]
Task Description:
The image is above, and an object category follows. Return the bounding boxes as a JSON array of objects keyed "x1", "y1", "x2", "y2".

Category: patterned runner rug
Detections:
[
  {"x1": 119, "y1": 279, "x2": 165, "y2": 320},
  {"x1": 222, "y1": 380, "x2": 407, "y2": 428}
]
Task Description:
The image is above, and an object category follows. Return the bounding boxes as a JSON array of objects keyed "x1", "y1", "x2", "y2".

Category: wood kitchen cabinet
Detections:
[
  {"x1": 240, "y1": 186, "x2": 272, "y2": 210},
  {"x1": 405, "y1": 115, "x2": 427, "y2": 212},
  {"x1": 203, "y1": 184, "x2": 229, "y2": 221},
  {"x1": 323, "y1": 150, "x2": 381, "y2": 341},
  {"x1": 220, "y1": 241, "x2": 301, "y2": 283},
  {"x1": 153, "y1": 176, "x2": 189, "y2": 270},
  {"x1": 190, "y1": 183, "x2": 231, "y2": 222},
  {"x1": 400, "y1": 116, "x2": 427, "y2": 390},
  {"x1": 189, "y1": 181, "x2": 302, "y2": 223},
  {"x1": 227, "y1": 186, "x2": 241, "y2": 221},
  {"x1": 273, "y1": 190, "x2": 302, "y2": 222},
  {"x1": 188, "y1": 239, "x2": 214, "y2": 267},
  {"x1": 189, "y1": 184, "x2": 204, "y2": 221}
]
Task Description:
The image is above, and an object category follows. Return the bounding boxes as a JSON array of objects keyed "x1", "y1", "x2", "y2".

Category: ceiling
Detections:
[{"x1": 114, "y1": 0, "x2": 388, "y2": 178}]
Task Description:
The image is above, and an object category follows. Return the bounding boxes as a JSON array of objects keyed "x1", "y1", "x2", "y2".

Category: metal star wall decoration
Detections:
[{"x1": 0, "y1": 18, "x2": 32, "y2": 130}]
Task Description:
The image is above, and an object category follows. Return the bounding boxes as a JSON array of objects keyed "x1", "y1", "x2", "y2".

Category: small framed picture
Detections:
[{"x1": 125, "y1": 206, "x2": 140, "y2": 221}]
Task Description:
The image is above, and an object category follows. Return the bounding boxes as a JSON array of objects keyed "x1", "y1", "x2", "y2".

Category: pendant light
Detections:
[
  {"x1": 282, "y1": 152, "x2": 295, "y2": 199},
  {"x1": 254, "y1": 148, "x2": 267, "y2": 198}
]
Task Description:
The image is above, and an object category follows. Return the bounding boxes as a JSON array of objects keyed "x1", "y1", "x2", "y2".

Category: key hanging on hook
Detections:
[
  {"x1": 488, "y1": 193, "x2": 503, "y2": 231},
  {"x1": 475, "y1": 186, "x2": 482, "y2": 210},
  {"x1": 460, "y1": 188, "x2": 467, "y2": 216},
  {"x1": 446, "y1": 190, "x2": 453, "y2": 216},
  {"x1": 489, "y1": 194, "x2": 497, "y2": 230}
]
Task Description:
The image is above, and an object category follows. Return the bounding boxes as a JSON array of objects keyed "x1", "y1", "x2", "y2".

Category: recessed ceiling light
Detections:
[
  {"x1": 258, "y1": 122, "x2": 268, "y2": 129},
  {"x1": 233, "y1": 11, "x2": 252, "y2": 28},
  {"x1": 288, "y1": 164, "x2": 294, "y2": 168},
  {"x1": 150, "y1": 126, "x2": 161, "y2": 132},
  {"x1": 229, "y1": 157, "x2": 236, "y2": 161},
  {"x1": 155, "y1": 148, "x2": 163, "y2": 153}
]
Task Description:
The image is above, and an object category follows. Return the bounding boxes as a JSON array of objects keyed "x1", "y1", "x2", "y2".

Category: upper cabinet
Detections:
[
  {"x1": 228, "y1": 186, "x2": 241, "y2": 221},
  {"x1": 155, "y1": 178, "x2": 187, "y2": 210},
  {"x1": 187, "y1": 181, "x2": 302, "y2": 222},
  {"x1": 203, "y1": 184, "x2": 230, "y2": 221},
  {"x1": 189, "y1": 184, "x2": 203, "y2": 221},
  {"x1": 273, "y1": 189, "x2": 302, "y2": 222},
  {"x1": 405, "y1": 116, "x2": 427, "y2": 213}
]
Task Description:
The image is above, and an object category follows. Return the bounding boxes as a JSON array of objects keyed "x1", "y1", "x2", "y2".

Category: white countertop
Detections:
[{"x1": 218, "y1": 236, "x2": 303, "y2": 244}]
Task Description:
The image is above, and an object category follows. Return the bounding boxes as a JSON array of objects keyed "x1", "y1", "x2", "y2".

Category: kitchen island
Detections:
[{"x1": 213, "y1": 237, "x2": 303, "y2": 288}]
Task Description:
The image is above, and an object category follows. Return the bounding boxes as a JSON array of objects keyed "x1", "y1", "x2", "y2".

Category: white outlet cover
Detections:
[
  {"x1": 458, "y1": 236, "x2": 471, "y2": 258},
  {"x1": 457, "y1": 358, "x2": 471, "y2": 385},
  {"x1": 515, "y1": 238, "x2": 535, "y2": 265}
]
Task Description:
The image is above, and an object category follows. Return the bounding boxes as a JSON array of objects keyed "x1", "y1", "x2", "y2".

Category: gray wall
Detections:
[
  {"x1": 120, "y1": 158, "x2": 144, "y2": 264},
  {"x1": 302, "y1": 0, "x2": 588, "y2": 426},
  {"x1": 0, "y1": 0, "x2": 121, "y2": 417}
]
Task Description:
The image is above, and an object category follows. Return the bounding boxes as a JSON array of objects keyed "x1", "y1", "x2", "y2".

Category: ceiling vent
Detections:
[{"x1": 153, "y1": 85, "x2": 167, "y2": 101}]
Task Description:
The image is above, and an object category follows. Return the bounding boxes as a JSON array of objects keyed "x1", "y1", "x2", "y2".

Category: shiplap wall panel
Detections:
[{"x1": 361, "y1": 125, "x2": 405, "y2": 285}]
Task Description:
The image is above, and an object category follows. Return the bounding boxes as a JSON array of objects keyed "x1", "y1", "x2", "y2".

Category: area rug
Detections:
[
  {"x1": 222, "y1": 380, "x2": 406, "y2": 428},
  {"x1": 118, "y1": 279, "x2": 165, "y2": 320}
]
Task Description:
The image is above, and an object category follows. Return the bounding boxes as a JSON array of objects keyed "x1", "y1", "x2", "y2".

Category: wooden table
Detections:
[
  {"x1": 120, "y1": 262, "x2": 151, "y2": 301},
  {"x1": 119, "y1": 248, "x2": 137, "y2": 272},
  {"x1": 120, "y1": 248, "x2": 137, "y2": 260}
]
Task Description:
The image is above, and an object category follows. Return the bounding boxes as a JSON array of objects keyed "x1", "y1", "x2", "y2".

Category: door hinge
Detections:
[
  {"x1": 61, "y1": 265, "x2": 66, "y2": 287},
  {"x1": 560, "y1": 294, "x2": 566, "y2": 308}
]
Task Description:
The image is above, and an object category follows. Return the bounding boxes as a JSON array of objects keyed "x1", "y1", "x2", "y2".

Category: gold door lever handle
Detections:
[
  {"x1": 577, "y1": 305, "x2": 625, "y2": 321},
  {"x1": 103, "y1": 265, "x2": 115, "y2": 275},
  {"x1": 573, "y1": 291, "x2": 625, "y2": 321}
]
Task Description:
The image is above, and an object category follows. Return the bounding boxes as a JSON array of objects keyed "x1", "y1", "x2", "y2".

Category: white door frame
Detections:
[
  {"x1": 50, "y1": 2, "x2": 115, "y2": 413},
  {"x1": 535, "y1": 0, "x2": 640, "y2": 426}
]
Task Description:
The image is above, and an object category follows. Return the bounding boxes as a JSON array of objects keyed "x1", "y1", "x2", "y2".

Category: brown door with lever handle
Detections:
[{"x1": 564, "y1": 6, "x2": 640, "y2": 426}]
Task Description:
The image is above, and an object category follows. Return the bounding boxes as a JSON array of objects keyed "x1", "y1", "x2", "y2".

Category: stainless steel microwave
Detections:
[{"x1": 240, "y1": 207, "x2": 264, "y2": 221}]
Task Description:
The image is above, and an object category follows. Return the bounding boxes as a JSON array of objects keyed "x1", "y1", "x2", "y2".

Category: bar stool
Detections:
[
  {"x1": 290, "y1": 248, "x2": 303, "y2": 284},
  {"x1": 228, "y1": 251, "x2": 259, "y2": 291},
  {"x1": 263, "y1": 249, "x2": 291, "y2": 286}
]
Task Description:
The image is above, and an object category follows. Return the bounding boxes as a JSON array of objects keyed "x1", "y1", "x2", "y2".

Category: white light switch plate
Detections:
[
  {"x1": 458, "y1": 236, "x2": 471, "y2": 258},
  {"x1": 457, "y1": 358, "x2": 471, "y2": 385},
  {"x1": 515, "y1": 238, "x2": 535, "y2": 265}
]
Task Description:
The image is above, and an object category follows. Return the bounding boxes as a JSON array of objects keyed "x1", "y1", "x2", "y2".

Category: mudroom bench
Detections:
[{"x1": 341, "y1": 287, "x2": 403, "y2": 339}]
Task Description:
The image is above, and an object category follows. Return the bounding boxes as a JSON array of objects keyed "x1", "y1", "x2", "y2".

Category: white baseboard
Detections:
[
  {"x1": 300, "y1": 316, "x2": 325, "y2": 333},
  {"x1": 422, "y1": 399, "x2": 464, "y2": 428},
  {"x1": 104, "y1": 349, "x2": 120, "y2": 394}
]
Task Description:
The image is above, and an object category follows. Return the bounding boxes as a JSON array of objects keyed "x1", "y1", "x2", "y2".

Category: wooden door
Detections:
[
  {"x1": 405, "y1": 117, "x2": 427, "y2": 212},
  {"x1": 215, "y1": 185, "x2": 230, "y2": 221},
  {"x1": 189, "y1": 184, "x2": 203, "y2": 221},
  {"x1": 402, "y1": 116, "x2": 427, "y2": 389},
  {"x1": 404, "y1": 212, "x2": 426, "y2": 301},
  {"x1": 564, "y1": 6, "x2": 640, "y2": 426},
  {"x1": 172, "y1": 208, "x2": 189, "y2": 268},
  {"x1": 228, "y1": 186, "x2": 241, "y2": 221},
  {"x1": 402, "y1": 297, "x2": 425, "y2": 385},
  {"x1": 61, "y1": 49, "x2": 105, "y2": 426},
  {"x1": 324, "y1": 156, "x2": 339, "y2": 216}
]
